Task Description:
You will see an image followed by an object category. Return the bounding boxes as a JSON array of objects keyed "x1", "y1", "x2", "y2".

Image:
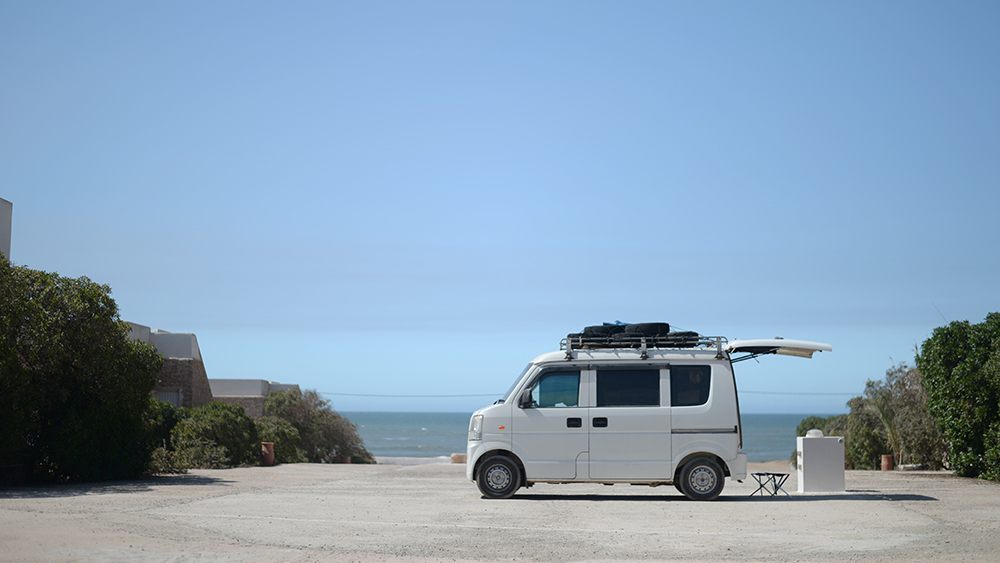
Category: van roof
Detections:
[{"x1": 534, "y1": 347, "x2": 723, "y2": 365}]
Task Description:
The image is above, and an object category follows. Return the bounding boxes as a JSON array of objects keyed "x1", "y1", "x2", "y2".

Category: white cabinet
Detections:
[{"x1": 796, "y1": 433, "x2": 845, "y2": 493}]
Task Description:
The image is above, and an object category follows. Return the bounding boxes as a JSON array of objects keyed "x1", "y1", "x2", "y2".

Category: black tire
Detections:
[
  {"x1": 624, "y1": 322, "x2": 670, "y2": 336},
  {"x1": 667, "y1": 331, "x2": 700, "y2": 347},
  {"x1": 583, "y1": 324, "x2": 625, "y2": 337},
  {"x1": 476, "y1": 456, "x2": 521, "y2": 499},
  {"x1": 678, "y1": 457, "x2": 725, "y2": 501}
]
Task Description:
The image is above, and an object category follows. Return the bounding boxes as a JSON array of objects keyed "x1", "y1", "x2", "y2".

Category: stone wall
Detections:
[
  {"x1": 154, "y1": 358, "x2": 214, "y2": 408},
  {"x1": 214, "y1": 396, "x2": 266, "y2": 419}
]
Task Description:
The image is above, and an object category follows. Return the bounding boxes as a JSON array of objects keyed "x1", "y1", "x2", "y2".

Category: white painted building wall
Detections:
[
  {"x1": 126, "y1": 321, "x2": 203, "y2": 360},
  {"x1": 1, "y1": 197, "x2": 11, "y2": 260},
  {"x1": 149, "y1": 331, "x2": 203, "y2": 361}
]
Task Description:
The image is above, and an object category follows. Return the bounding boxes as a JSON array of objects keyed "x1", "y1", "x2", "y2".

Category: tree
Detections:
[
  {"x1": 171, "y1": 402, "x2": 260, "y2": 468},
  {"x1": 796, "y1": 363, "x2": 945, "y2": 470},
  {"x1": 0, "y1": 257, "x2": 163, "y2": 483},
  {"x1": 255, "y1": 416, "x2": 307, "y2": 464},
  {"x1": 845, "y1": 395, "x2": 885, "y2": 470},
  {"x1": 918, "y1": 313, "x2": 1000, "y2": 479},
  {"x1": 265, "y1": 389, "x2": 373, "y2": 463}
]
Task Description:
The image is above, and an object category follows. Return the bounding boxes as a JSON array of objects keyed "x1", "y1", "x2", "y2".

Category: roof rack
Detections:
[{"x1": 560, "y1": 333, "x2": 729, "y2": 360}]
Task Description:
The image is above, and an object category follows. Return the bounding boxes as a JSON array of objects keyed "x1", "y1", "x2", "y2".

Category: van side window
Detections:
[
  {"x1": 596, "y1": 369, "x2": 659, "y2": 407},
  {"x1": 671, "y1": 365, "x2": 711, "y2": 406},
  {"x1": 531, "y1": 371, "x2": 580, "y2": 408}
]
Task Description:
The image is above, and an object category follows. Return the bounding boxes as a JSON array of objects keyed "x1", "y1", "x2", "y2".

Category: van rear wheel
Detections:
[
  {"x1": 476, "y1": 456, "x2": 520, "y2": 499},
  {"x1": 678, "y1": 457, "x2": 724, "y2": 501}
]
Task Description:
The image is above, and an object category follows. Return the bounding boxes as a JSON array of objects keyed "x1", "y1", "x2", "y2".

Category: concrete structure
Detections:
[
  {"x1": 796, "y1": 431, "x2": 846, "y2": 493},
  {"x1": 1, "y1": 197, "x2": 11, "y2": 260},
  {"x1": 128, "y1": 322, "x2": 213, "y2": 408},
  {"x1": 209, "y1": 379, "x2": 300, "y2": 418}
]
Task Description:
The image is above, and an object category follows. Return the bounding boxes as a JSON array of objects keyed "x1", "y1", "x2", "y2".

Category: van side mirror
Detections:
[{"x1": 518, "y1": 388, "x2": 533, "y2": 409}]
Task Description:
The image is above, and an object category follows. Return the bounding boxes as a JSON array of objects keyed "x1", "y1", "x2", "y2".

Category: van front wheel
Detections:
[
  {"x1": 476, "y1": 456, "x2": 521, "y2": 499},
  {"x1": 678, "y1": 457, "x2": 724, "y2": 501}
]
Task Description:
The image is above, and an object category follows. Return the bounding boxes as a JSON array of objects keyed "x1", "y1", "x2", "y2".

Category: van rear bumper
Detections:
[{"x1": 730, "y1": 452, "x2": 748, "y2": 481}]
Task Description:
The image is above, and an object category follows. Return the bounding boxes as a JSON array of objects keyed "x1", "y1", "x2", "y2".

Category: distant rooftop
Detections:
[
  {"x1": 209, "y1": 379, "x2": 300, "y2": 398},
  {"x1": 127, "y1": 321, "x2": 202, "y2": 361}
]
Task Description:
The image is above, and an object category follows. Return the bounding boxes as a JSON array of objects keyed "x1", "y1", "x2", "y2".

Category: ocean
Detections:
[{"x1": 343, "y1": 412, "x2": 817, "y2": 462}]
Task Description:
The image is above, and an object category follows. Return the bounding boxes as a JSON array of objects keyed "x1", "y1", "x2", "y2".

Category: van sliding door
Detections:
[{"x1": 588, "y1": 367, "x2": 671, "y2": 480}]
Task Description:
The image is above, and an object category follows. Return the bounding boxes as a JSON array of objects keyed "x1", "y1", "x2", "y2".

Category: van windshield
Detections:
[{"x1": 497, "y1": 364, "x2": 533, "y2": 404}]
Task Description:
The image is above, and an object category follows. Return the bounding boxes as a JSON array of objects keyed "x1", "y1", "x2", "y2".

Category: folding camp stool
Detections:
[{"x1": 750, "y1": 472, "x2": 790, "y2": 497}]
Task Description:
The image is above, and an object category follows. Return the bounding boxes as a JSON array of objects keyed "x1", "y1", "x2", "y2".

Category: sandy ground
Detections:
[{"x1": 2, "y1": 460, "x2": 1000, "y2": 562}]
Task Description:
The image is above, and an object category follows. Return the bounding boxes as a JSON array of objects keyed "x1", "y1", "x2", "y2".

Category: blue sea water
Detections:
[{"x1": 343, "y1": 411, "x2": 817, "y2": 462}]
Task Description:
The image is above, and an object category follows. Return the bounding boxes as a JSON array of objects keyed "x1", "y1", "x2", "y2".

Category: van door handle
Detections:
[
  {"x1": 593, "y1": 417, "x2": 608, "y2": 428},
  {"x1": 566, "y1": 417, "x2": 582, "y2": 428}
]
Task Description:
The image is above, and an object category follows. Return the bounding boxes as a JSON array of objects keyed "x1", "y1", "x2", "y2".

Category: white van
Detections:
[{"x1": 466, "y1": 325, "x2": 831, "y2": 500}]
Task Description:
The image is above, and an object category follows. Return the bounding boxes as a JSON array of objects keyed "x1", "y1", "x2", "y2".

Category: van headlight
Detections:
[{"x1": 468, "y1": 415, "x2": 484, "y2": 441}]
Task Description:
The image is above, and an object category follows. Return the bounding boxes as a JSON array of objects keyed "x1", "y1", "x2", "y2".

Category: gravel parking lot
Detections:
[{"x1": 2, "y1": 461, "x2": 999, "y2": 561}]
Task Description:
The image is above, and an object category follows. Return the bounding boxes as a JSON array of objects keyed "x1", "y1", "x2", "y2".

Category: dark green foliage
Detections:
[
  {"x1": 795, "y1": 415, "x2": 838, "y2": 439},
  {"x1": 148, "y1": 447, "x2": 190, "y2": 474},
  {"x1": 255, "y1": 416, "x2": 307, "y2": 464},
  {"x1": 918, "y1": 313, "x2": 1000, "y2": 479},
  {"x1": 0, "y1": 258, "x2": 163, "y2": 484},
  {"x1": 171, "y1": 402, "x2": 259, "y2": 468},
  {"x1": 845, "y1": 396, "x2": 885, "y2": 470},
  {"x1": 265, "y1": 389, "x2": 374, "y2": 463},
  {"x1": 173, "y1": 438, "x2": 230, "y2": 469},
  {"x1": 145, "y1": 400, "x2": 185, "y2": 452}
]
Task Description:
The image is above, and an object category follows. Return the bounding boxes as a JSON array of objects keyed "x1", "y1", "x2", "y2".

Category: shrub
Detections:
[
  {"x1": 796, "y1": 415, "x2": 837, "y2": 438},
  {"x1": 255, "y1": 416, "x2": 307, "y2": 464},
  {"x1": 918, "y1": 313, "x2": 1000, "y2": 479},
  {"x1": 149, "y1": 447, "x2": 190, "y2": 474},
  {"x1": 0, "y1": 258, "x2": 163, "y2": 484},
  {"x1": 265, "y1": 389, "x2": 373, "y2": 463},
  {"x1": 171, "y1": 402, "x2": 259, "y2": 468},
  {"x1": 845, "y1": 396, "x2": 885, "y2": 470},
  {"x1": 145, "y1": 400, "x2": 185, "y2": 452}
]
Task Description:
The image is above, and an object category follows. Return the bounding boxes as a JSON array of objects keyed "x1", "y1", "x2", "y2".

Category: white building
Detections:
[
  {"x1": 1, "y1": 197, "x2": 11, "y2": 260},
  {"x1": 128, "y1": 322, "x2": 213, "y2": 408},
  {"x1": 208, "y1": 379, "x2": 301, "y2": 418}
]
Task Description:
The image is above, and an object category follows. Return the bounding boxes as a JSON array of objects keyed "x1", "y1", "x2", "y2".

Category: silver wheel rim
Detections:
[
  {"x1": 485, "y1": 464, "x2": 512, "y2": 491},
  {"x1": 689, "y1": 465, "x2": 717, "y2": 494}
]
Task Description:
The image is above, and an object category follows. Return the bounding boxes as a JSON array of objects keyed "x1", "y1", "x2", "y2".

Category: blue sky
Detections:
[{"x1": 3, "y1": 1, "x2": 998, "y2": 413}]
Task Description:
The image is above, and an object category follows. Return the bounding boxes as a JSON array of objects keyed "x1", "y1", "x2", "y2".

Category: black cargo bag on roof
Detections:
[
  {"x1": 622, "y1": 322, "x2": 671, "y2": 337},
  {"x1": 582, "y1": 324, "x2": 627, "y2": 337}
]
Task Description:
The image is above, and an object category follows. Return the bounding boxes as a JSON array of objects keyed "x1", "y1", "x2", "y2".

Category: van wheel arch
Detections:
[
  {"x1": 474, "y1": 450, "x2": 527, "y2": 487},
  {"x1": 674, "y1": 453, "x2": 731, "y2": 482}
]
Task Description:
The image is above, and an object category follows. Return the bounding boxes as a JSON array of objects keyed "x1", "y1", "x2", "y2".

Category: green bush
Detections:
[
  {"x1": 918, "y1": 313, "x2": 1000, "y2": 479},
  {"x1": 796, "y1": 415, "x2": 838, "y2": 438},
  {"x1": 0, "y1": 258, "x2": 163, "y2": 484},
  {"x1": 174, "y1": 438, "x2": 230, "y2": 469},
  {"x1": 844, "y1": 396, "x2": 885, "y2": 470},
  {"x1": 255, "y1": 416, "x2": 307, "y2": 464},
  {"x1": 171, "y1": 402, "x2": 259, "y2": 468},
  {"x1": 265, "y1": 389, "x2": 373, "y2": 463},
  {"x1": 149, "y1": 447, "x2": 191, "y2": 474},
  {"x1": 145, "y1": 400, "x2": 186, "y2": 452}
]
